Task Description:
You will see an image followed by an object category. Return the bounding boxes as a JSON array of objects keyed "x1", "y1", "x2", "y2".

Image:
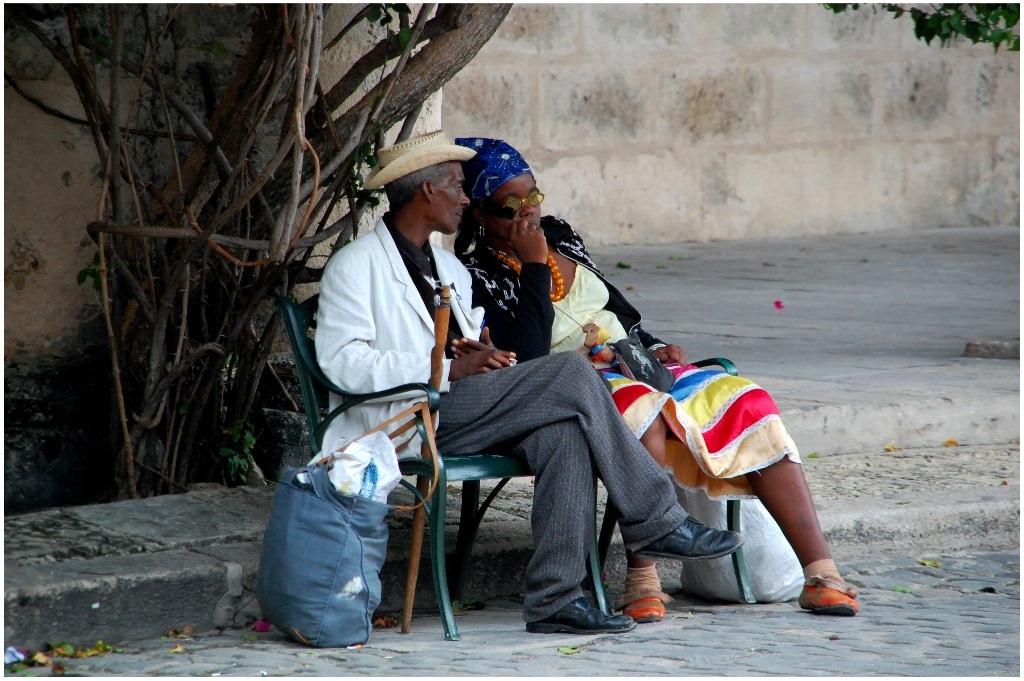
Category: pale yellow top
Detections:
[{"x1": 551, "y1": 265, "x2": 628, "y2": 355}]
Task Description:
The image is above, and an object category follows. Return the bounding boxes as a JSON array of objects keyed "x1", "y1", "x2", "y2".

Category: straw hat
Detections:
[{"x1": 364, "y1": 131, "x2": 477, "y2": 190}]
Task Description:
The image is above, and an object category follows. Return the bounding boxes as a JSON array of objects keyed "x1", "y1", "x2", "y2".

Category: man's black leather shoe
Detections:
[
  {"x1": 526, "y1": 597, "x2": 636, "y2": 634},
  {"x1": 634, "y1": 517, "x2": 743, "y2": 560}
]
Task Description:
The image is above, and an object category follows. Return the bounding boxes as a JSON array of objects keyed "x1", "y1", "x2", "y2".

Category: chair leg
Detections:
[
  {"x1": 588, "y1": 536, "x2": 610, "y2": 615},
  {"x1": 598, "y1": 503, "x2": 620, "y2": 570},
  {"x1": 425, "y1": 477, "x2": 461, "y2": 641},
  {"x1": 402, "y1": 475, "x2": 430, "y2": 634},
  {"x1": 584, "y1": 487, "x2": 614, "y2": 615},
  {"x1": 447, "y1": 477, "x2": 514, "y2": 605},
  {"x1": 447, "y1": 480, "x2": 481, "y2": 605},
  {"x1": 727, "y1": 500, "x2": 757, "y2": 604}
]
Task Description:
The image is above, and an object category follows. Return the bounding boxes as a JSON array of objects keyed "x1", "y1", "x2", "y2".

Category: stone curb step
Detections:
[
  {"x1": 5, "y1": 482, "x2": 1018, "y2": 651},
  {"x1": 5, "y1": 393, "x2": 1020, "y2": 650},
  {"x1": 783, "y1": 395, "x2": 1019, "y2": 456}
]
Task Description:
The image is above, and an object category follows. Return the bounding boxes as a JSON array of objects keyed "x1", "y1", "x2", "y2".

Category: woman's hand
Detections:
[
  {"x1": 651, "y1": 343, "x2": 687, "y2": 365},
  {"x1": 508, "y1": 218, "x2": 548, "y2": 264}
]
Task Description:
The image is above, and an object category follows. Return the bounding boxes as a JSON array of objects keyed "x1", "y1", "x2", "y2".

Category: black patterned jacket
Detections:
[{"x1": 460, "y1": 215, "x2": 663, "y2": 361}]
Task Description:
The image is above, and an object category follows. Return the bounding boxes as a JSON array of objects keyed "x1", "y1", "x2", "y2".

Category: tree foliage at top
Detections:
[
  {"x1": 824, "y1": 3, "x2": 1020, "y2": 51},
  {"x1": 6, "y1": 3, "x2": 511, "y2": 499}
]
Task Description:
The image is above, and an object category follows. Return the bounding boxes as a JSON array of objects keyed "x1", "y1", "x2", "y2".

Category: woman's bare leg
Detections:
[
  {"x1": 745, "y1": 457, "x2": 831, "y2": 566},
  {"x1": 629, "y1": 417, "x2": 669, "y2": 568},
  {"x1": 621, "y1": 414, "x2": 669, "y2": 620},
  {"x1": 639, "y1": 416, "x2": 667, "y2": 467}
]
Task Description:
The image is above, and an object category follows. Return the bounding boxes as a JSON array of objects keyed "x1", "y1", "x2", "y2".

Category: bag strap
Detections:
[
  {"x1": 368, "y1": 401, "x2": 440, "y2": 513},
  {"x1": 316, "y1": 400, "x2": 440, "y2": 513}
]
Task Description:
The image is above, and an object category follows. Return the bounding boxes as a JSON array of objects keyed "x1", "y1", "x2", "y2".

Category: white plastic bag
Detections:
[
  {"x1": 676, "y1": 486, "x2": 803, "y2": 603},
  {"x1": 311, "y1": 430, "x2": 402, "y2": 504}
]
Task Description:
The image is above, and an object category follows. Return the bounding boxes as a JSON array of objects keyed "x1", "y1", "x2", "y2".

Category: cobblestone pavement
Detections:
[{"x1": 10, "y1": 551, "x2": 1017, "y2": 677}]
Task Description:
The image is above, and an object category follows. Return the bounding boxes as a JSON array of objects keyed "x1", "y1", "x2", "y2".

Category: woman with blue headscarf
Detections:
[{"x1": 452, "y1": 137, "x2": 860, "y2": 622}]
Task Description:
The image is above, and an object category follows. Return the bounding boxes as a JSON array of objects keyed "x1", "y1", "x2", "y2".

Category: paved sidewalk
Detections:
[
  {"x1": 594, "y1": 226, "x2": 1019, "y2": 454},
  {"x1": 7, "y1": 551, "x2": 1019, "y2": 677},
  {"x1": 4, "y1": 226, "x2": 1020, "y2": 659}
]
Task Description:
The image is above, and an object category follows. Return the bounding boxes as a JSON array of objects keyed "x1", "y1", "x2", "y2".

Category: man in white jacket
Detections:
[{"x1": 315, "y1": 131, "x2": 742, "y2": 635}]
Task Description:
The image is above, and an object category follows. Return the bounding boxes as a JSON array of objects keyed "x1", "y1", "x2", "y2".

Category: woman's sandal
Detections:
[
  {"x1": 615, "y1": 564, "x2": 672, "y2": 623},
  {"x1": 623, "y1": 597, "x2": 667, "y2": 623},
  {"x1": 799, "y1": 574, "x2": 860, "y2": 616}
]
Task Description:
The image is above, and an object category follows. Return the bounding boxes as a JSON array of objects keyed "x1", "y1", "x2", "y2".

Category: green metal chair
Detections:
[
  {"x1": 273, "y1": 294, "x2": 611, "y2": 641},
  {"x1": 596, "y1": 357, "x2": 756, "y2": 605}
]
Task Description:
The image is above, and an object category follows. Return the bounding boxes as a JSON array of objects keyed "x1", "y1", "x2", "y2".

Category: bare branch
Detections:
[{"x1": 88, "y1": 217, "x2": 354, "y2": 251}]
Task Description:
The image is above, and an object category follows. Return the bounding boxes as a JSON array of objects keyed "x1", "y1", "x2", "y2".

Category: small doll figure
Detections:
[{"x1": 582, "y1": 322, "x2": 616, "y2": 363}]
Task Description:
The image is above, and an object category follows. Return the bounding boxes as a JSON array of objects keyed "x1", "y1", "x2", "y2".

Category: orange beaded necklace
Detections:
[{"x1": 491, "y1": 249, "x2": 566, "y2": 302}]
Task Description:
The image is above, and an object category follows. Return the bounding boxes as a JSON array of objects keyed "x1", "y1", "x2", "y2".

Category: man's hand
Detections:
[
  {"x1": 449, "y1": 345, "x2": 516, "y2": 380},
  {"x1": 449, "y1": 328, "x2": 517, "y2": 380},
  {"x1": 451, "y1": 326, "x2": 509, "y2": 356},
  {"x1": 508, "y1": 217, "x2": 548, "y2": 264},
  {"x1": 651, "y1": 343, "x2": 687, "y2": 365}
]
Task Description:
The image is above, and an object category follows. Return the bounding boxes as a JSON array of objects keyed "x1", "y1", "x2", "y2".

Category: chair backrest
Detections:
[
  {"x1": 274, "y1": 294, "x2": 327, "y2": 455},
  {"x1": 275, "y1": 294, "x2": 443, "y2": 458}
]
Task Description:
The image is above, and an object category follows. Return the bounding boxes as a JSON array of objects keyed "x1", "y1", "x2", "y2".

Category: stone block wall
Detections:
[{"x1": 442, "y1": 4, "x2": 1019, "y2": 245}]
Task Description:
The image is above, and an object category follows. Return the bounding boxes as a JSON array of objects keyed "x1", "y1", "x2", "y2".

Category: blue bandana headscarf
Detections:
[{"x1": 455, "y1": 137, "x2": 532, "y2": 201}]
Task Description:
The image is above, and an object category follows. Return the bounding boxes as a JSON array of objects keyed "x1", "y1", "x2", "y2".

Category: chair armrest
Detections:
[
  {"x1": 306, "y1": 354, "x2": 440, "y2": 412},
  {"x1": 693, "y1": 357, "x2": 738, "y2": 376},
  {"x1": 273, "y1": 295, "x2": 442, "y2": 455},
  {"x1": 312, "y1": 370, "x2": 441, "y2": 452}
]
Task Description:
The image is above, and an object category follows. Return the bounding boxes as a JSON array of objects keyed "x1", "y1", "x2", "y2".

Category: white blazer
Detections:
[{"x1": 314, "y1": 220, "x2": 485, "y2": 456}]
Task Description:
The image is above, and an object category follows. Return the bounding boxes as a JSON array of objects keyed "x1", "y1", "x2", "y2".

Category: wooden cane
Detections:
[{"x1": 402, "y1": 285, "x2": 451, "y2": 634}]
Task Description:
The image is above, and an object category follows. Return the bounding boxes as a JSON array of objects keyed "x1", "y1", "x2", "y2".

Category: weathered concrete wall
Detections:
[
  {"x1": 6, "y1": 19, "x2": 116, "y2": 512},
  {"x1": 4, "y1": 61, "x2": 107, "y2": 360},
  {"x1": 442, "y1": 4, "x2": 1020, "y2": 245}
]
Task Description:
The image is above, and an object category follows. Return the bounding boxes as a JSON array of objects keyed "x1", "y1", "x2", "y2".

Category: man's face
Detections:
[{"x1": 430, "y1": 162, "x2": 470, "y2": 236}]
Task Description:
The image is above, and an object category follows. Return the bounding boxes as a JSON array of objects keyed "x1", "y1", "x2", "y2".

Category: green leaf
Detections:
[
  {"x1": 243, "y1": 634, "x2": 258, "y2": 642},
  {"x1": 557, "y1": 646, "x2": 582, "y2": 655},
  {"x1": 918, "y1": 559, "x2": 940, "y2": 568},
  {"x1": 196, "y1": 41, "x2": 226, "y2": 56},
  {"x1": 615, "y1": 262, "x2": 631, "y2": 269},
  {"x1": 450, "y1": 599, "x2": 484, "y2": 616},
  {"x1": 48, "y1": 642, "x2": 75, "y2": 657},
  {"x1": 397, "y1": 27, "x2": 412, "y2": 49},
  {"x1": 892, "y1": 585, "x2": 913, "y2": 594},
  {"x1": 656, "y1": 264, "x2": 667, "y2": 270},
  {"x1": 807, "y1": 452, "x2": 819, "y2": 459}
]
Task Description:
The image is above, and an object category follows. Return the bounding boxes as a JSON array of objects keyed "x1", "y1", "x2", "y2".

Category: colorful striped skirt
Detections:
[{"x1": 603, "y1": 363, "x2": 800, "y2": 500}]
